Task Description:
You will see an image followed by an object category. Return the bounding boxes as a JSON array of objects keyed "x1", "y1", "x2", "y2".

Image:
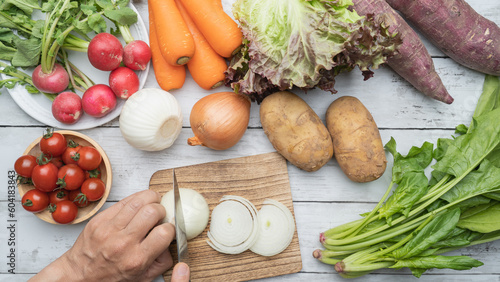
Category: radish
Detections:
[
  {"x1": 32, "y1": 63, "x2": 69, "y2": 94},
  {"x1": 87, "y1": 33, "x2": 124, "y2": 71},
  {"x1": 109, "y1": 67, "x2": 140, "y2": 99},
  {"x1": 123, "y1": 40, "x2": 152, "y2": 71},
  {"x1": 52, "y1": 92, "x2": 83, "y2": 124},
  {"x1": 82, "y1": 84, "x2": 117, "y2": 117}
]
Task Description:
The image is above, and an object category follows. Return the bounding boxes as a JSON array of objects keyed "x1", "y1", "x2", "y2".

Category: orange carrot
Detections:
[
  {"x1": 148, "y1": 4, "x2": 186, "y2": 91},
  {"x1": 176, "y1": 0, "x2": 227, "y2": 90},
  {"x1": 148, "y1": 0, "x2": 195, "y2": 66},
  {"x1": 179, "y1": 0, "x2": 243, "y2": 58}
]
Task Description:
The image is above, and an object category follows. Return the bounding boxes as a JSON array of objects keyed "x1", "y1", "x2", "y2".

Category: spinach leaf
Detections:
[
  {"x1": 378, "y1": 171, "x2": 429, "y2": 222},
  {"x1": 433, "y1": 108, "x2": 500, "y2": 177},
  {"x1": 390, "y1": 255, "x2": 483, "y2": 272},
  {"x1": 441, "y1": 159, "x2": 500, "y2": 203},
  {"x1": 457, "y1": 202, "x2": 500, "y2": 233},
  {"x1": 385, "y1": 138, "x2": 434, "y2": 184},
  {"x1": 472, "y1": 75, "x2": 500, "y2": 121},
  {"x1": 485, "y1": 191, "x2": 500, "y2": 201},
  {"x1": 393, "y1": 208, "x2": 460, "y2": 259}
]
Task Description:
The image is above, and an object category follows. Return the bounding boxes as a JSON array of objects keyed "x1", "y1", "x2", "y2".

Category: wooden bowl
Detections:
[{"x1": 18, "y1": 130, "x2": 112, "y2": 224}]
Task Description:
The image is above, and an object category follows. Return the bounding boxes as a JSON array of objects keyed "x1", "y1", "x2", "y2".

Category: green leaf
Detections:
[
  {"x1": 472, "y1": 75, "x2": 500, "y2": 123},
  {"x1": 432, "y1": 108, "x2": 500, "y2": 177},
  {"x1": 441, "y1": 159, "x2": 500, "y2": 203},
  {"x1": 385, "y1": 138, "x2": 433, "y2": 184},
  {"x1": 11, "y1": 36, "x2": 41, "y2": 67},
  {"x1": 455, "y1": 124, "x2": 468, "y2": 135},
  {"x1": 485, "y1": 191, "x2": 500, "y2": 201},
  {"x1": 0, "y1": 41, "x2": 16, "y2": 60},
  {"x1": 88, "y1": 13, "x2": 107, "y2": 33},
  {"x1": 390, "y1": 255, "x2": 483, "y2": 272},
  {"x1": 393, "y1": 208, "x2": 460, "y2": 259},
  {"x1": 0, "y1": 0, "x2": 41, "y2": 15},
  {"x1": 378, "y1": 171, "x2": 429, "y2": 222},
  {"x1": 457, "y1": 202, "x2": 500, "y2": 233},
  {"x1": 103, "y1": 7, "x2": 137, "y2": 26}
]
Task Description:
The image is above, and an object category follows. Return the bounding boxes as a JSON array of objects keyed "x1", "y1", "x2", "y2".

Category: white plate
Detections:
[{"x1": 1, "y1": 3, "x2": 149, "y2": 130}]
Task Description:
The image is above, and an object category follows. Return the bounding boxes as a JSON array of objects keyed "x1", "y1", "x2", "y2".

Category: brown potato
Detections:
[
  {"x1": 260, "y1": 91, "x2": 333, "y2": 172},
  {"x1": 326, "y1": 96, "x2": 386, "y2": 182}
]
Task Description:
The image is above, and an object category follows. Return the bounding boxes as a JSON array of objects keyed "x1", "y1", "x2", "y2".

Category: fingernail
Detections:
[{"x1": 177, "y1": 262, "x2": 189, "y2": 276}]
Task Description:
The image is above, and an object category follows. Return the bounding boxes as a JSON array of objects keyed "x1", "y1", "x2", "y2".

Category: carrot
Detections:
[
  {"x1": 176, "y1": 0, "x2": 227, "y2": 90},
  {"x1": 352, "y1": 0, "x2": 454, "y2": 104},
  {"x1": 148, "y1": 4, "x2": 186, "y2": 91},
  {"x1": 179, "y1": 0, "x2": 243, "y2": 58},
  {"x1": 386, "y1": 0, "x2": 500, "y2": 76},
  {"x1": 148, "y1": 0, "x2": 195, "y2": 66}
]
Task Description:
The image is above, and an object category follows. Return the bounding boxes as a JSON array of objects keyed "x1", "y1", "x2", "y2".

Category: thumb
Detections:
[{"x1": 171, "y1": 262, "x2": 190, "y2": 282}]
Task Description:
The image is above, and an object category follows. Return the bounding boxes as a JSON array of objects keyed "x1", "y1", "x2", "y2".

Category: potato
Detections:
[
  {"x1": 325, "y1": 96, "x2": 386, "y2": 182},
  {"x1": 260, "y1": 91, "x2": 333, "y2": 172}
]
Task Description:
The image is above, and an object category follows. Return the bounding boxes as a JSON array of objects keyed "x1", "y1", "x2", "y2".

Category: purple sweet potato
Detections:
[
  {"x1": 386, "y1": 0, "x2": 500, "y2": 76},
  {"x1": 352, "y1": 0, "x2": 454, "y2": 104}
]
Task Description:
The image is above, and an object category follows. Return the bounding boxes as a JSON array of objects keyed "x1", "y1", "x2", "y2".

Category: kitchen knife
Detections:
[{"x1": 173, "y1": 169, "x2": 190, "y2": 265}]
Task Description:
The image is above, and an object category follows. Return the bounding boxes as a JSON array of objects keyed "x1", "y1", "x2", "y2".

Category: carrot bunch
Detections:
[{"x1": 147, "y1": 0, "x2": 243, "y2": 91}]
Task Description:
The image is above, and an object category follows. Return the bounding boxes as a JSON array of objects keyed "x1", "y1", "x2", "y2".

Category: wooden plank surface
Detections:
[
  {"x1": 149, "y1": 152, "x2": 302, "y2": 281},
  {"x1": 1, "y1": 0, "x2": 500, "y2": 281}
]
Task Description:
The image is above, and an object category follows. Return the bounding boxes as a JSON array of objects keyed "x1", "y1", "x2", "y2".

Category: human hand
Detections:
[{"x1": 31, "y1": 190, "x2": 179, "y2": 282}]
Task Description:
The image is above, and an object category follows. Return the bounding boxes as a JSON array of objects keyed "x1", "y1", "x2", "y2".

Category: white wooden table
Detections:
[{"x1": 1, "y1": 0, "x2": 500, "y2": 281}]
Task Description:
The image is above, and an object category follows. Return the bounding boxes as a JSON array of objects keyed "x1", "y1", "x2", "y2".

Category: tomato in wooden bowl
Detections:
[{"x1": 16, "y1": 130, "x2": 112, "y2": 224}]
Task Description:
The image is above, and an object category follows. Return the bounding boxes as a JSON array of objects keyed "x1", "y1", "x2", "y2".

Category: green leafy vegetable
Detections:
[
  {"x1": 226, "y1": 0, "x2": 402, "y2": 102},
  {"x1": 0, "y1": 0, "x2": 139, "y2": 95},
  {"x1": 314, "y1": 75, "x2": 500, "y2": 278}
]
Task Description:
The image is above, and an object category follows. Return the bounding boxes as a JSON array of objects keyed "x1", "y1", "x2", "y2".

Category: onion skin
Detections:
[{"x1": 188, "y1": 91, "x2": 251, "y2": 150}]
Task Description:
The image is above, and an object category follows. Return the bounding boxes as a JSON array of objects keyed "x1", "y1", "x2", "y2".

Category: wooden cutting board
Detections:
[{"x1": 149, "y1": 152, "x2": 302, "y2": 281}]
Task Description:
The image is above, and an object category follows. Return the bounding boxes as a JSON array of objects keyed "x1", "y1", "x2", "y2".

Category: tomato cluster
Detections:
[{"x1": 15, "y1": 129, "x2": 106, "y2": 224}]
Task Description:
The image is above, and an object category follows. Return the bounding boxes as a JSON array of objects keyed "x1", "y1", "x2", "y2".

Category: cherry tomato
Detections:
[
  {"x1": 21, "y1": 189, "x2": 49, "y2": 213},
  {"x1": 32, "y1": 160, "x2": 59, "y2": 193},
  {"x1": 81, "y1": 178, "x2": 106, "y2": 201},
  {"x1": 62, "y1": 139, "x2": 81, "y2": 165},
  {"x1": 68, "y1": 189, "x2": 89, "y2": 208},
  {"x1": 39, "y1": 129, "x2": 67, "y2": 157},
  {"x1": 77, "y1": 146, "x2": 102, "y2": 171},
  {"x1": 49, "y1": 189, "x2": 69, "y2": 204},
  {"x1": 85, "y1": 168, "x2": 102, "y2": 179},
  {"x1": 50, "y1": 200, "x2": 78, "y2": 224},
  {"x1": 14, "y1": 155, "x2": 37, "y2": 178},
  {"x1": 50, "y1": 156, "x2": 64, "y2": 168},
  {"x1": 57, "y1": 164, "x2": 85, "y2": 190}
]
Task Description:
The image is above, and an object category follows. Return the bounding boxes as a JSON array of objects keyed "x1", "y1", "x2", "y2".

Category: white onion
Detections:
[
  {"x1": 161, "y1": 188, "x2": 209, "y2": 240},
  {"x1": 207, "y1": 195, "x2": 260, "y2": 254},
  {"x1": 119, "y1": 88, "x2": 182, "y2": 151},
  {"x1": 249, "y1": 199, "x2": 295, "y2": 256}
]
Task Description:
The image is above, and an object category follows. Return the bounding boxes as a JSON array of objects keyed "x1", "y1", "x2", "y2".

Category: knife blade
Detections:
[{"x1": 173, "y1": 169, "x2": 190, "y2": 265}]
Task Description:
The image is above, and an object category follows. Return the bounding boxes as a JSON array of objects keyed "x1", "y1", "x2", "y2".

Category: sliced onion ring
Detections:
[
  {"x1": 207, "y1": 195, "x2": 260, "y2": 254},
  {"x1": 249, "y1": 199, "x2": 295, "y2": 257}
]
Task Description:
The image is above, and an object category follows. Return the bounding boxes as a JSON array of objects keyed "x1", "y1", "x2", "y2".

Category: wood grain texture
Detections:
[{"x1": 149, "y1": 152, "x2": 302, "y2": 281}]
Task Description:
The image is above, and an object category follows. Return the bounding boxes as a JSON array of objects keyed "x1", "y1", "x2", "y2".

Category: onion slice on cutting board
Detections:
[
  {"x1": 250, "y1": 199, "x2": 295, "y2": 256},
  {"x1": 207, "y1": 195, "x2": 260, "y2": 254}
]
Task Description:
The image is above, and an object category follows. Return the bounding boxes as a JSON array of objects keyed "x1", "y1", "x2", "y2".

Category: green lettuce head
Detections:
[{"x1": 226, "y1": 0, "x2": 402, "y2": 102}]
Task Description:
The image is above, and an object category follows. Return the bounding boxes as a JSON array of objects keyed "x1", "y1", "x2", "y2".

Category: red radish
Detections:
[
  {"x1": 52, "y1": 92, "x2": 83, "y2": 124},
  {"x1": 87, "y1": 33, "x2": 124, "y2": 71},
  {"x1": 82, "y1": 84, "x2": 117, "y2": 117},
  {"x1": 123, "y1": 40, "x2": 152, "y2": 71},
  {"x1": 32, "y1": 63, "x2": 69, "y2": 94},
  {"x1": 109, "y1": 67, "x2": 140, "y2": 99}
]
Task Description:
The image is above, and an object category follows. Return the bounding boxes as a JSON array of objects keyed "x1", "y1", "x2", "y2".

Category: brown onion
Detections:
[{"x1": 188, "y1": 91, "x2": 251, "y2": 150}]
